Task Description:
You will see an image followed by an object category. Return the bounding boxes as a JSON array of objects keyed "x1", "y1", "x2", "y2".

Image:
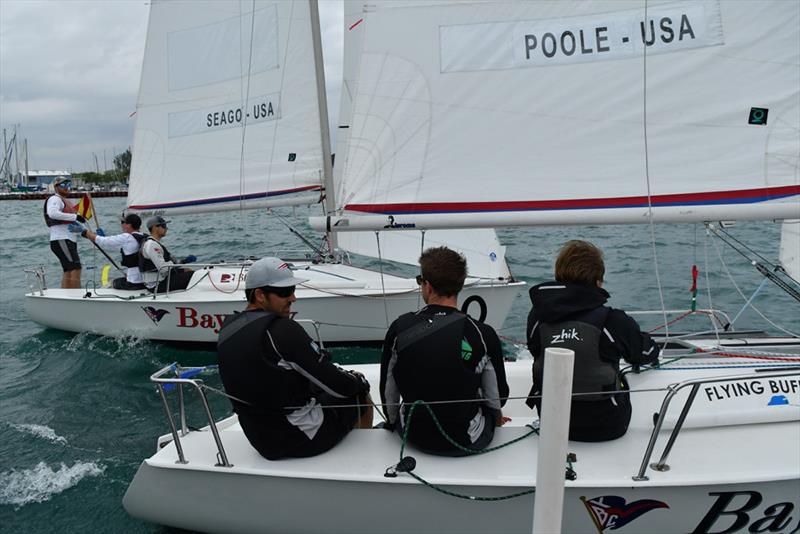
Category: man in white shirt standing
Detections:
[
  {"x1": 43, "y1": 177, "x2": 85, "y2": 288},
  {"x1": 79, "y1": 213, "x2": 147, "y2": 290}
]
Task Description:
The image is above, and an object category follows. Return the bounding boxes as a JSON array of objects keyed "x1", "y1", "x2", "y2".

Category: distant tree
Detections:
[{"x1": 113, "y1": 148, "x2": 132, "y2": 182}]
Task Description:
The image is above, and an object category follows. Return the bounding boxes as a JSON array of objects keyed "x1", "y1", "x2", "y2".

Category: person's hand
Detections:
[
  {"x1": 496, "y1": 413, "x2": 511, "y2": 427},
  {"x1": 182, "y1": 255, "x2": 197, "y2": 264},
  {"x1": 75, "y1": 215, "x2": 86, "y2": 224},
  {"x1": 67, "y1": 223, "x2": 84, "y2": 234},
  {"x1": 349, "y1": 370, "x2": 370, "y2": 393},
  {"x1": 95, "y1": 228, "x2": 105, "y2": 237}
]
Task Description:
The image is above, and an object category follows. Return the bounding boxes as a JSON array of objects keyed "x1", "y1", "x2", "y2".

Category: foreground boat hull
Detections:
[
  {"x1": 124, "y1": 461, "x2": 798, "y2": 534},
  {"x1": 124, "y1": 359, "x2": 800, "y2": 533},
  {"x1": 25, "y1": 262, "x2": 523, "y2": 344}
]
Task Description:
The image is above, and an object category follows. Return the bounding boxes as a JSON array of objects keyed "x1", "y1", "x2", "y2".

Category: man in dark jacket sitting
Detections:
[
  {"x1": 217, "y1": 257, "x2": 372, "y2": 460},
  {"x1": 526, "y1": 240, "x2": 660, "y2": 442}
]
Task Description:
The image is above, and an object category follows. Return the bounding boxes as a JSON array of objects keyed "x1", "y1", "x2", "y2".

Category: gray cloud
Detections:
[{"x1": 0, "y1": 0, "x2": 345, "y2": 172}]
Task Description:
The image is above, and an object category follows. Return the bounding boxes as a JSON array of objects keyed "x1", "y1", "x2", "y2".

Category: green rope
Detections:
[{"x1": 393, "y1": 400, "x2": 540, "y2": 501}]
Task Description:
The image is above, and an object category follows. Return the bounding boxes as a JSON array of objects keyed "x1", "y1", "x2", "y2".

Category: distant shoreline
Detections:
[{"x1": 0, "y1": 191, "x2": 127, "y2": 201}]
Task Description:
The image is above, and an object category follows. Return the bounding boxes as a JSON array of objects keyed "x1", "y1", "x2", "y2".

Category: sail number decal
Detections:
[
  {"x1": 440, "y1": 1, "x2": 723, "y2": 72},
  {"x1": 168, "y1": 92, "x2": 281, "y2": 138}
]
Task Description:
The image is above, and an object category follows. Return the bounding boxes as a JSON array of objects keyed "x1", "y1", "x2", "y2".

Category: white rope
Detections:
[{"x1": 640, "y1": 0, "x2": 670, "y2": 340}]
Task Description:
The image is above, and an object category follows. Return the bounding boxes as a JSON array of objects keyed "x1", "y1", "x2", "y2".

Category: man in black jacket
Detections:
[
  {"x1": 381, "y1": 247, "x2": 509, "y2": 456},
  {"x1": 526, "y1": 240, "x2": 660, "y2": 442},
  {"x1": 217, "y1": 257, "x2": 372, "y2": 460}
]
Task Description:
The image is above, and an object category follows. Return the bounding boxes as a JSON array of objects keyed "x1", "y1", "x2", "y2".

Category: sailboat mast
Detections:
[
  {"x1": 23, "y1": 139, "x2": 28, "y2": 186},
  {"x1": 308, "y1": 0, "x2": 338, "y2": 254}
]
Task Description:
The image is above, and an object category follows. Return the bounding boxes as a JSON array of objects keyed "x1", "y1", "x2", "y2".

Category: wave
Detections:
[
  {"x1": 0, "y1": 461, "x2": 105, "y2": 507},
  {"x1": 9, "y1": 423, "x2": 67, "y2": 445}
]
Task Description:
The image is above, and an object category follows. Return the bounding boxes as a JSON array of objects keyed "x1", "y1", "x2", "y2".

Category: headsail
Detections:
[
  {"x1": 128, "y1": 0, "x2": 326, "y2": 216},
  {"x1": 311, "y1": 0, "x2": 799, "y2": 232}
]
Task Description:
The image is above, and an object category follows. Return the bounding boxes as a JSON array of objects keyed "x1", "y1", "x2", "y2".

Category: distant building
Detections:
[{"x1": 26, "y1": 170, "x2": 73, "y2": 188}]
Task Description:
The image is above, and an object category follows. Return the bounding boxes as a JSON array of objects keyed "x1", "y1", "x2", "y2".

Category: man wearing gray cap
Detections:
[
  {"x1": 138, "y1": 216, "x2": 196, "y2": 292},
  {"x1": 217, "y1": 257, "x2": 373, "y2": 460}
]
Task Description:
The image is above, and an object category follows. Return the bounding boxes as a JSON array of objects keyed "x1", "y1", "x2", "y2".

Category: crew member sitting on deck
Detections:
[
  {"x1": 526, "y1": 240, "x2": 660, "y2": 442},
  {"x1": 217, "y1": 257, "x2": 373, "y2": 460},
  {"x1": 380, "y1": 246, "x2": 509, "y2": 456},
  {"x1": 44, "y1": 176, "x2": 85, "y2": 288},
  {"x1": 139, "y1": 216, "x2": 196, "y2": 293},
  {"x1": 79, "y1": 213, "x2": 146, "y2": 290}
]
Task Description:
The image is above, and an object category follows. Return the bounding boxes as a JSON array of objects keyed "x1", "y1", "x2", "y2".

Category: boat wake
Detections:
[
  {"x1": 9, "y1": 423, "x2": 67, "y2": 445},
  {"x1": 0, "y1": 461, "x2": 105, "y2": 507}
]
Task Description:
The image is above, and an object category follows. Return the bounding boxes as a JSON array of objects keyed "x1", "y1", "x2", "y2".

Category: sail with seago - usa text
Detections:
[{"x1": 128, "y1": 1, "x2": 326, "y2": 216}]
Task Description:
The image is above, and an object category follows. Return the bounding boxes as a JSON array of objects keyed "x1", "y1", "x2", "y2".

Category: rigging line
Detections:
[
  {"x1": 278, "y1": 387, "x2": 672, "y2": 411},
  {"x1": 703, "y1": 227, "x2": 723, "y2": 347},
  {"x1": 709, "y1": 233, "x2": 800, "y2": 338},
  {"x1": 272, "y1": 211, "x2": 327, "y2": 258},
  {"x1": 729, "y1": 278, "x2": 770, "y2": 328},
  {"x1": 375, "y1": 231, "x2": 391, "y2": 329},
  {"x1": 640, "y1": 0, "x2": 670, "y2": 342},
  {"x1": 715, "y1": 225, "x2": 774, "y2": 266},
  {"x1": 417, "y1": 230, "x2": 425, "y2": 309},
  {"x1": 238, "y1": 0, "x2": 258, "y2": 230},
  {"x1": 262, "y1": 1, "x2": 296, "y2": 229}
]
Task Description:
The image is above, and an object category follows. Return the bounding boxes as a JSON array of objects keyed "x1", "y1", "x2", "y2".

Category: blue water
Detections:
[{"x1": 1, "y1": 197, "x2": 798, "y2": 532}]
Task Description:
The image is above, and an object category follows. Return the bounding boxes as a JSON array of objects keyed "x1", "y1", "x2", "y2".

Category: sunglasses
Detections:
[
  {"x1": 415, "y1": 275, "x2": 425, "y2": 286},
  {"x1": 267, "y1": 285, "x2": 296, "y2": 298},
  {"x1": 57, "y1": 181, "x2": 72, "y2": 188},
  {"x1": 156, "y1": 223, "x2": 168, "y2": 229}
]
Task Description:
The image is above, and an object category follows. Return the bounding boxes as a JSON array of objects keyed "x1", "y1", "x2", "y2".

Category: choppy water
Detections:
[{"x1": 1, "y1": 197, "x2": 798, "y2": 532}]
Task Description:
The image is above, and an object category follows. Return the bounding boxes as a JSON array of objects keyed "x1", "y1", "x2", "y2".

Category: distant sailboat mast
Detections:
[{"x1": 309, "y1": 0, "x2": 337, "y2": 254}]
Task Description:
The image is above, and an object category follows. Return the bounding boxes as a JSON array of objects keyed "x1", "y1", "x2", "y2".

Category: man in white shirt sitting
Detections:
[{"x1": 79, "y1": 213, "x2": 147, "y2": 290}]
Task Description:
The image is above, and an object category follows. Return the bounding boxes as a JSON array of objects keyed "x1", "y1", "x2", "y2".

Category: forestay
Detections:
[
  {"x1": 311, "y1": 0, "x2": 800, "y2": 232},
  {"x1": 128, "y1": 0, "x2": 326, "y2": 216}
]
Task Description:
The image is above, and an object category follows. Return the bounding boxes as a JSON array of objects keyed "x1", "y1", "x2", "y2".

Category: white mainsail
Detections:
[
  {"x1": 311, "y1": 0, "x2": 799, "y2": 232},
  {"x1": 128, "y1": 0, "x2": 326, "y2": 216},
  {"x1": 333, "y1": 0, "x2": 512, "y2": 278}
]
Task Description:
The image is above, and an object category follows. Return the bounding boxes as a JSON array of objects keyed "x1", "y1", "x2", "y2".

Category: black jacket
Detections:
[
  {"x1": 381, "y1": 305, "x2": 509, "y2": 453},
  {"x1": 527, "y1": 281, "x2": 660, "y2": 369},
  {"x1": 526, "y1": 281, "x2": 660, "y2": 442}
]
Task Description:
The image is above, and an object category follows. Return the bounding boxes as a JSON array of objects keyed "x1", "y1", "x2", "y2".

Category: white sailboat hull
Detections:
[
  {"x1": 25, "y1": 262, "x2": 523, "y2": 344},
  {"x1": 124, "y1": 359, "x2": 800, "y2": 533}
]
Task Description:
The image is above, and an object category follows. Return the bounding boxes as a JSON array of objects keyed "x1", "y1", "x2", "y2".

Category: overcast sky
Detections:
[{"x1": 0, "y1": 0, "x2": 344, "y2": 173}]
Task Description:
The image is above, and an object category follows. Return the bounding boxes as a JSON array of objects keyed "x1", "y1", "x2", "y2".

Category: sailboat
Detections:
[
  {"x1": 124, "y1": 0, "x2": 799, "y2": 532},
  {"x1": 23, "y1": 0, "x2": 523, "y2": 345}
]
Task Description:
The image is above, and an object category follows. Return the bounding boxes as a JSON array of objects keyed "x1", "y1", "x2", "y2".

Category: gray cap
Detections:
[
  {"x1": 146, "y1": 216, "x2": 170, "y2": 230},
  {"x1": 246, "y1": 257, "x2": 308, "y2": 289}
]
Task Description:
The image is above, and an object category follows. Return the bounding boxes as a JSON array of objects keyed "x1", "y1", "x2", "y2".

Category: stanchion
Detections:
[{"x1": 532, "y1": 347, "x2": 575, "y2": 534}]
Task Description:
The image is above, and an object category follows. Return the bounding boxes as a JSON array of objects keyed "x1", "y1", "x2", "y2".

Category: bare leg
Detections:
[
  {"x1": 64, "y1": 268, "x2": 81, "y2": 289},
  {"x1": 355, "y1": 393, "x2": 375, "y2": 429}
]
